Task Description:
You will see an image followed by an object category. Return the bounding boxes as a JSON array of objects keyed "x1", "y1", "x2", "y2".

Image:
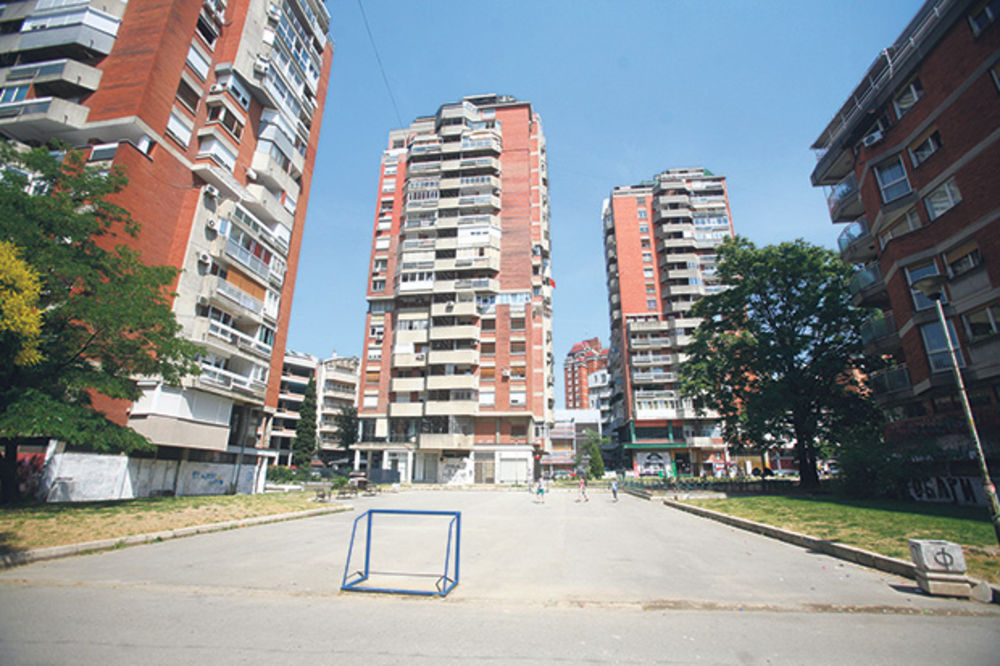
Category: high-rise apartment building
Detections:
[
  {"x1": 810, "y1": 0, "x2": 1000, "y2": 470},
  {"x1": 0, "y1": 0, "x2": 333, "y2": 493},
  {"x1": 603, "y1": 168, "x2": 733, "y2": 477},
  {"x1": 355, "y1": 94, "x2": 553, "y2": 485},
  {"x1": 563, "y1": 337, "x2": 608, "y2": 408}
]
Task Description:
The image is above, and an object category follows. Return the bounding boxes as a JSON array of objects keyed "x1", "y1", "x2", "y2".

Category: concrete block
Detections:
[
  {"x1": 915, "y1": 570, "x2": 971, "y2": 598},
  {"x1": 908, "y1": 539, "x2": 967, "y2": 573}
]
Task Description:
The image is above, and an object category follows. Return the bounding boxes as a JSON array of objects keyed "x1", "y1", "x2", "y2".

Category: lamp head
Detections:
[{"x1": 912, "y1": 274, "x2": 947, "y2": 300}]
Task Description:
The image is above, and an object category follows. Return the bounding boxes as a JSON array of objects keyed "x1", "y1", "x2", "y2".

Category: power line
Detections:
[{"x1": 357, "y1": 0, "x2": 403, "y2": 128}]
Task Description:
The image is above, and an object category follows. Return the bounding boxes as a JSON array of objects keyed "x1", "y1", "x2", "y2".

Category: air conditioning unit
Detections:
[
  {"x1": 245, "y1": 168, "x2": 258, "y2": 181},
  {"x1": 862, "y1": 130, "x2": 884, "y2": 147},
  {"x1": 253, "y1": 57, "x2": 270, "y2": 75},
  {"x1": 197, "y1": 251, "x2": 211, "y2": 264},
  {"x1": 502, "y1": 369, "x2": 510, "y2": 378},
  {"x1": 206, "y1": 218, "x2": 218, "y2": 231},
  {"x1": 266, "y1": 5, "x2": 280, "y2": 21},
  {"x1": 209, "y1": 83, "x2": 226, "y2": 94},
  {"x1": 204, "y1": 185, "x2": 220, "y2": 198}
]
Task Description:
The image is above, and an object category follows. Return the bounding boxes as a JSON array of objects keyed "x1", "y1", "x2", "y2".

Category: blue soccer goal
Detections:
[{"x1": 341, "y1": 509, "x2": 461, "y2": 597}]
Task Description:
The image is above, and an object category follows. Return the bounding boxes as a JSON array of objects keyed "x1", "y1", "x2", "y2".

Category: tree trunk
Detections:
[
  {"x1": 793, "y1": 424, "x2": 820, "y2": 490},
  {"x1": 0, "y1": 439, "x2": 20, "y2": 504}
]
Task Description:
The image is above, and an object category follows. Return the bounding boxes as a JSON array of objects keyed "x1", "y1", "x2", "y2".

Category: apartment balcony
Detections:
[
  {"x1": 427, "y1": 349, "x2": 479, "y2": 365},
  {"x1": 391, "y1": 376, "x2": 425, "y2": 392},
  {"x1": 859, "y1": 312, "x2": 899, "y2": 353},
  {"x1": 848, "y1": 263, "x2": 888, "y2": 307},
  {"x1": 251, "y1": 151, "x2": 300, "y2": 200},
  {"x1": 661, "y1": 284, "x2": 704, "y2": 297},
  {"x1": 0, "y1": 96, "x2": 88, "y2": 143},
  {"x1": 455, "y1": 277, "x2": 498, "y2": 292},
  {"x1": 246, "y1": 183, "x2": 294, "y2": 229},
  {"x1": 967, "y1": 336, "x2": 1000, "y2": 380},
  {"x1": 629, "y1": 320, "x2": 670, "y2": 332},
  {"x1": 206, "y1": 276, "x2": 264, "y2": 318},
  {"x1": 631, "y1": 353, "x2": 673, "y2": 366},
  {"x1": 321, "y1": 385, "x2": 356, "y2": 399},
  {"x1": 395, "y1": 328, "x2": 428, "y2": 345},
  {"x1": 826, "y1": 175, "x2": 864, "y2": 223},
  {"x1": 389, "y1": 402, "x2": 424, "y2": 417},
  {"x1": 424, "y1": 400, "x2": 478, "y2": 416},
  {"x1": 869, "y1": 365, "x2": 911, "y2": 400},
  {"x1": 633, "y1": 389, "x2": 674, "y2": 400},
  {"x1": 2, "y1": 58, "x2": 102, "y2": 98},
  {"x1": 431, "y1": 300, "x2": 478, "y2": 317},
  {"x1": 430, "y1": 324, "x2": 480, "y2": 341},
  {"x1": 6, "y1": 19, "x2": 119, "y2": 62},
  {"x1": 659, "y1": 237, "x2": 697, "y2": 251},
  {"x1": 397, "y1": 280, "x2": 434, "y2": 295},
  {"x1": 225, "y1": 237, "x2": 273, "y2": 285},
  {"x1": 401, "y1": 238, "x2": 436, "y2": 251},
  {"x1": 433, "y1": 237, "x2": 458, "y2": 251},
  {"x1": 419, "y1": 433, "x2": 473, "y2": 450},
  {"x1": 657, "y1": 194, "x2": 691, "y2": 207},
  {"x1": 207, "y1": 320, "x2": 272, "y2": 360},
  {"x1": 426, "y1": 374, "x2": 478, "y2": 391},
  {"x1": 457, "y1": 213, "x2": 501, "y2": 229},
  {"x1": 629, "y1": 336, "x2": 671, "y2": 349},
  {"x1": 393, "y1": 352, "x2": 427, "y2": 367},
  {"x1": 197, "y1": 363, "x2": 266, "y2": 399},
  {"x1": 632, "y1": 371, "x2": 675, "y2": 384},
  {"x1": 949, "y1": 265, "x2": 991, "y2": 303},
  {"x1": 838, "y1": 219, "x2": 876, "y2": 264}
]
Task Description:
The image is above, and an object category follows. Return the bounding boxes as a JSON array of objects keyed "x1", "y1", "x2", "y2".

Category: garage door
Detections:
[{"x1": 498, "y1": 458, "x2": 525, "y2": 484}]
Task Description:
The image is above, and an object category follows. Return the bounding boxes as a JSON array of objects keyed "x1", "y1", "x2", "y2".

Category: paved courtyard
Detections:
[{"x1": 1, "y1": 489, "x2": 997, "y2": 664}]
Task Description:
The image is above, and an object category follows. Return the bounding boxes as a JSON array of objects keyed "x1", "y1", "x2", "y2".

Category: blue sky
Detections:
[{"x1": 288, "y1": 0, "x2": 925, "y2": 404}]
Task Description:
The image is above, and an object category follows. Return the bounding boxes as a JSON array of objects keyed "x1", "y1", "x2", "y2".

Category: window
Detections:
[
  {"x1": 186, "y1": 43, "x2": 211, "y2": 80},
  {"x1": 640, "y1": 238, "x2": 650, "y2": 248},
  {"x1": 921, "y1": 320, "x2": 964, "y2": 372},
  {"x1": 964, "y1": 303, "x2": 1000, "y2": 341},
  {"x1": 947, "y1": 242, "x2": 982, "y2": 277},
  {"x1": 639, "y1": 223, "x2": 649, "y2": 233},
  {"x1": 642, "y1": 252, "x2": 652, "y2": 263},
  {"x1": 905, "y1": 260, "x2": 943, "y2": 311},
  {"x1": 510, "y1": 318, "x2": 525, "y2": 330},
  {"x1": 643, "y1": 268, "x2": 654, "y2": 279},
  {"x1": 893, "y1": 79, "x2": 923, "y2": 118},
  {"x1": 925, "y1": 178, "x2": 961, "y2": 220},
  {"x1": 479, "y1": 390, "x2": 495, "y2": 406},
  {"x1": 481, "y1": 342, "x2": 495, "y2": 355},
  {"x1": 646, "y1": 299, "x2": 657, "y2": 309},
  {"x1": 969, "y1": 0, "x2": 1000, "y2": 35},
  {"x1": 637, "y1": 209, "x2": 647, "y2": 219},
  {"x1": 372, "y1": 258, "x2": 387, "y2": 273},
  {"x1": 371, "y1": 279, "x2": 385, "y2": 292},
  {"x1": 175, "y1": 77, "x2": 201, "y2": 112},
  {"x1": 909, "y1": 130, "x2": 940, "y2": 167},
  {"x1": 878, "y1": 207, "x2": 921, "y2": 249},
  {"x1": 480, "y1": 367, "x2": 495, "y2": 380},
  {"x1": 207, "y1": 104, "x2": 245, "y2": 140},
  {"x1": 874, "y1": 158, "x2": 911, "y2": 203},
  {"x1": 0, "y1": 85, "x2": 28, "y2": 103},
  {"x1": 510, "y1": 391, "x2": 526, "y2": 406},
  {"x1": 510, "y1": 424, "x2": 527, "y2": 438},
  {"x1": 363, "y1": 395, "x2": 378, "y2": 408},
  {"x1": 195, "y1": 14, "x2": 218, "y2": 48},
  {"x1": 646, "y1": 283, "x2": 655, "y2": 293},
  {"x1": 197, "y1": 136, "x2": 237, "y2": 170},
  {"x1": 165, "y1": 109, "x2": 193, "y2": 147},
  {"x1": 374, "y1": 238, "x2": 390, "y2": 250},
  {"x1": 510, "y1": 341, "x2": 525, "y2": 355}
]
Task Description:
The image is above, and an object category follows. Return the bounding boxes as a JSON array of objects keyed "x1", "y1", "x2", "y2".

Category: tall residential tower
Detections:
[
  {"x1": 603, "y1": 168, "x2": 734, "y2": 476},
  {"x1": 354, "y1": 94, "x2": 554, "y2": 485},
  {"x1": 0, "y1": 0, "x2": 333, "y2": 493}
]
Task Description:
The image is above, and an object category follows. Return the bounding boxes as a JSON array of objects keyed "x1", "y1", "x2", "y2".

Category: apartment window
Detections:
[
  {"x1": 893, "y1": 78, "x2": 923, "y2": 118},
  {"x1": 510, "y1": 424, "x2": 527, "y2": 438},
  {"x1": 374, "y1": 238, "x2": 390, "y2": 251},
  {"x1": 643, "y1": 268, "x2": 654, "y2": 279},
  {"x1": 479, "y1": 390, "x2": 495, "y2": 406},
  {"x1": 196, "y1": 14, "x2": 218, "y2": 48},
  {"x1": 646, "y1": 283, "x2": 655, "y2": 293},
  {"x1": 639, "y1": 223, "x2": 649, "y2": 233},
  {"x1": 371, "y1": 279, "x2": 385, "y2": 292},
  {"x1": 905, "y1": 260, "x2": 943, "y2": 311},
  {"x1": 481, "y1": 319, "x2": 496, "y2": 331},
  {"x1": 511, "y1": 318, "x2": 525, "y2": 330},
  {"x1": 372, "y1": 258, "x2": 387, "y2": 273},
  {"x1": 874, "y1": 157, "x2": 911, "y2": 203},
  {"x1": 197, "y1": 136, "x2": 237, "y2": 170},
  {"x1": 510, "y1": 366, "x2": 526, "y2": 380},
  {"x1": 646, "y1": 299, "x2": 657, "y2": 309},
  {"x1": 510, "y1": 341, "x2": 526, "y2": 355},
  {"x1": 947, "y1": 242, "x2": 982, "y2": 277},
  {"x1": 186, "y1": 43, "x2": 211, "y2": 80},
  {"x1": 964, "y1": 303, "x2": 1000, "y2": 341},
  {"x1": 637, "y1": 209, "x2": 647, "y2": 219},
  {"x1": 207, "y1": 104, "x2": 245, "y2": 141},
  {"x1": 363, "y1": 395, "x2": 378, "y2": 408},
  {"x1": 642, "y1": 252, "x2": 652, "y2": 263},
  {"x1": 480, "y1": 367, "x2": 495, "y2": 380},
  {"x1": 510, "y1": 391, "x2": 526, "y2": 406},
  {"x1": 640, "y1": 238, "x2": 651, "y2": 248},
  {"x1": 0, "y1": 85, "x2": 28, "y2": 103},
  {"x1": 909, "y1": 130, "x2": 940, "y2": 167},
  {"x1": 364, "y1": 371, "x2": 380, "y2": 385},
  {"x1": 925, "y1": 178, "x2": 961, "y2": 220},
  {"x1": 921, "y1": 320, "x2": 964, "y2": 372},
  {"x1": 969, "y1": 0, "x2": 1000, "y2": 35},
  {"x1": 165, "y1": 109, "x2": 193, "y2": 148},
  {"x1": 482, "y1": 342, "x2": 495, "y2": 356},
  {"x1": 175, "y1": 77, "x2": 201, "y2": 113},
  {"x1": 878, "y1": 207, "x2": 921, "y2": 249}
]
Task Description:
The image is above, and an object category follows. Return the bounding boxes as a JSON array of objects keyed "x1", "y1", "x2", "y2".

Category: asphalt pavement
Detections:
[{"x1": 1, "y1": 489, "x2": 997, "y2": 664}]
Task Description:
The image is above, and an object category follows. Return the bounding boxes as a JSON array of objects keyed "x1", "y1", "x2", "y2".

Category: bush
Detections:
[{"x1": 267, "y1": 465, "x2": 309, "y2": 484}]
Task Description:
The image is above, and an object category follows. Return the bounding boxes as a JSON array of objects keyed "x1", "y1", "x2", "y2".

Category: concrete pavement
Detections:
[{"x1": 1, "y1": 489, "x2": 997, "y2": 664}]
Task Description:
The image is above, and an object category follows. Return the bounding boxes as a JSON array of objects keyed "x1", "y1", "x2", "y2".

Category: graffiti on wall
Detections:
[{"x1": 908, "y1": 476, "x2": 992, "y2": 506}]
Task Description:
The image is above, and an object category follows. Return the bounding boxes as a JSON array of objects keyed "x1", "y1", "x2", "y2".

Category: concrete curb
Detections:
[
  {"x1": 623, "y1": 488, "x2": 652, "y2": 500},
  {"x1": 1, "y1": 504, "x2": 353, "y2": 569},
  {"x1": 663, "y1": 498, "x2": 1000, "y2": 605}
]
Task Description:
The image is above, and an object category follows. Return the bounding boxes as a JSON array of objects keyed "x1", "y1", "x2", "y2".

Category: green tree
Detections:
[
  {"x1": 334, "y1": 404, "x2": 358, "y2": 451},
  {"x1": 679, "y1": 237, "x2": 877, "y2": 490},
  {"x1": 0, "y1": 240, "x2": 44, "y2": 368},
  {"x1": 574, "y1": 428, "x2": 607, "y2": 480},
  {"x1": 291, "y1": 376, "x2": 317, "y2": 468},
  {"x1": 0, "y1": 143, "x2": 201, "y2": 503}
]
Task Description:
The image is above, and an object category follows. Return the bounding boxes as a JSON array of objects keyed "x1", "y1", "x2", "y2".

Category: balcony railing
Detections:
[
  {"x1": 198, "y1": 363, "x2": 267, "y2": 396},
  {"x1": 860, "y1": 312, "x2": 896, "y2": 345},
  {"x1": 848, "y1": 264, "x2": 882, "y2": 296},
  {"x1": 207, "y1": 320, "x2": 272, "y2": 358},
  {"x1": 226, "y1": 237, "x2": 271, "y2": 281},
  {"x1": 214, "y1": 277, "x2": 264, "y2": 315},
  {"x1": 827, "y1": 175, "x2": 859, "y2": 215},
  {"x1": 837, "y1": 218, "x2": 870, "y2": 254},
  {"x1": 870, "y1": 365, "x2": 911, "y2": 395}
]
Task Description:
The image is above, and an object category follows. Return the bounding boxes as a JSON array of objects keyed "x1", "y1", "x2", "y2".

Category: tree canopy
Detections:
[
  {"x1": 334, "y1": 404, "x2": 358, "y2": 451},
  {"x1": 679, "y1": 237, "x2": 880, "y2": 488},
  {"x1": 0, "y1": 143, "x2": 201, "y2": 501},
  {"x1": 291, "y1": 376, "x2": 317, "y2": 468}
]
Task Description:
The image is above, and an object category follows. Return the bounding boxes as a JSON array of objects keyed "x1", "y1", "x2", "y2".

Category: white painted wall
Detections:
[{"x1": 39, "y1": 452, "x2": 257, "y2": 502}]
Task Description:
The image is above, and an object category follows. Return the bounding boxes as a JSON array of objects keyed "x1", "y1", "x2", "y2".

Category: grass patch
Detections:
[
  {"x1": 684, "y1": 496, "x2": 1000, "y2": 583},
  {"x1": 0, "y1": 492, "x2": 320, "y2": 553}
]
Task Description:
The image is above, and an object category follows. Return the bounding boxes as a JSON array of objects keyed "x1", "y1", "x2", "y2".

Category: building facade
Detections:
[
  {"x1": 317, "y1": 352, "x2": 360, "y2": 466},
  {"x1": 587, "y1": 366, "x2": 613, "y2": 435},
  {"x1": 543, "y1": 408, "x2": 602, "y2": 478},
  {"x1": 810, "y1": 0, "x2": 1000, "y2": 472},
  {"x1": 0, "y1": 0, "x2": 333, "y2": 494},
  {"x1": 563, "y1": 337, "x2": 608, "y2": 408},
  {"x1": 603, "y1": 168, "x2": 733, "y2": 477},
  {"x1": 355, "y1": 94, "x2": 554, "y2": 485}
]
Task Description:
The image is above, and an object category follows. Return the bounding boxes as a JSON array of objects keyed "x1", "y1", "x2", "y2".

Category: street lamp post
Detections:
[{"x1": 914, "y1": 276, "x2": 1000, "y2": 545}]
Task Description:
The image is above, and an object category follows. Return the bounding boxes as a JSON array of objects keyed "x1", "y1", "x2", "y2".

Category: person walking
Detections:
[
  {"x1": 576, "y1": 475, "x2": 589, "y2": 502},
  {"x1": 611, "y1": 478, "x2": 618, "y2": 502}
]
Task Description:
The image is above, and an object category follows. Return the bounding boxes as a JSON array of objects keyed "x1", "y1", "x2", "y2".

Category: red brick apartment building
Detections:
[
  {"x1": 563, "y1": 337, "x2": 608, "y2": 409},
  {"x1": 603, "y1": 168, "x2": 734, "y2": 477},
  {"x1": 354, "y1": 94, "x2": 554, "y2": 485},
  {"x1": 810, "y1": 0, "x2": 1000, "y2": 472},
  {"x1": 0, "y1": 0, "x2": 333, "y2": 493}
]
